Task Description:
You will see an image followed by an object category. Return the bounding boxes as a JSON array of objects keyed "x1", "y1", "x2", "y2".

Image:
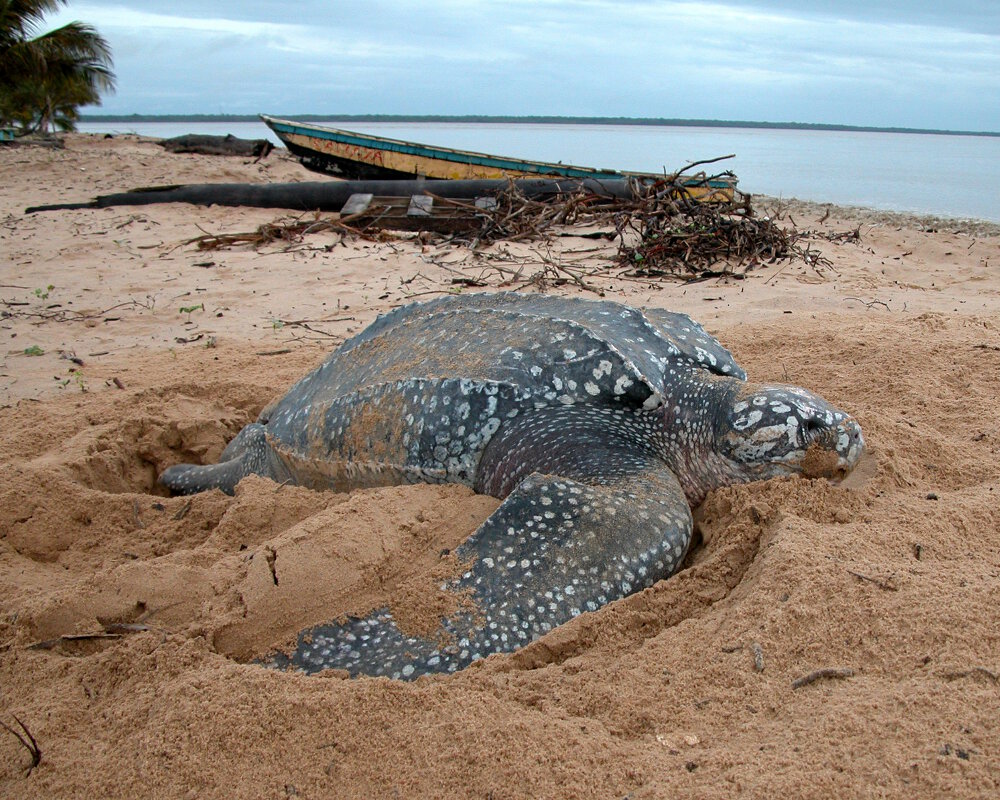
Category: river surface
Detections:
[{"x1": 77, "y1": 119, "x2": 1000, "y2": 222}]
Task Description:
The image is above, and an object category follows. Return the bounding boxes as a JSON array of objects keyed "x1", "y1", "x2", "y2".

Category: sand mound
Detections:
[{"x1": 2, "y1": 135, "x2": 999, "y2": 797}]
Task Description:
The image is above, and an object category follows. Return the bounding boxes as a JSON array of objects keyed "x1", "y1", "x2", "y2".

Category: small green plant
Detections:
[
  {"x1": 33, "y1": 285, "x2": 55, "y2": 300},
  {"x1": 23, "y1": 345, "x2": 44, "y2": 356},
  {"x1": 56, "y1": 369, "x2": 87, "y2": 391},
  {"x1": 179, "y1": 303, "x2": 204, "y2": 321},
  {"x1": 270, "y1": 318, "x2": 285, "y2": 331}
]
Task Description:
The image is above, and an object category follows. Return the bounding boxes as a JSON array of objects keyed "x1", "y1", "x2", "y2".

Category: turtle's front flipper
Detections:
[
  {"x1": 277, "y1": 454, "x2": 692, "y2": 679},
  {"x1": 159, "y1": 423, "x2": 291, "y2": 495}
]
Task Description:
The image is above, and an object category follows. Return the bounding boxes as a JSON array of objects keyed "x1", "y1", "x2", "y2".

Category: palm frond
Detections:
[
  {"x1": 0, "y1": 2, "x2": 115, "y2": 132},
  {"x1": 0, "y1": 0, "x2": 68, "y2": 44}
]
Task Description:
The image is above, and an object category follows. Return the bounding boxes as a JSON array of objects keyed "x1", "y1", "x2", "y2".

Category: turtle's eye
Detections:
[{"x1": 800, "y1": 415, "x2": 824, "y2": 445}]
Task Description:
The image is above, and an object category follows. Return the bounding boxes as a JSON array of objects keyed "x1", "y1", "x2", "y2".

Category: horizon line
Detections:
[{"x1": 78, "y1": 113, "x2": 1000, "y2": 138}]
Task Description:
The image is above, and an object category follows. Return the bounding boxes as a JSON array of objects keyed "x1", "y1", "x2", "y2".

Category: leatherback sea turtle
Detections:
[{"x1": 161, "y1": 293, "x2": 863, "y2": 679}]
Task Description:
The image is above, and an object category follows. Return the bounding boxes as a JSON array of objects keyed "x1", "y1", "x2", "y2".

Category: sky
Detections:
[{"x1": 44, "y1": 1, "x2": 1000, "y2": 130}]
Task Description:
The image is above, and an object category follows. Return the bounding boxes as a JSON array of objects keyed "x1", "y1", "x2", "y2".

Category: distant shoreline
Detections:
[{"x1": 79, "y1": 113, "x2": 1000, "y2": 138}]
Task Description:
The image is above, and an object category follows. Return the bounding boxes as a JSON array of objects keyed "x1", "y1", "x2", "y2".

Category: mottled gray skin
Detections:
[{"x1": 160, "y1": 293, "x2": 864, "y2": 680}]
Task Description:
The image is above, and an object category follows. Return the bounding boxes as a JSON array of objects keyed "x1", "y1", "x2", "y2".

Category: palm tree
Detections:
[{"x1": 0, "y1": 0, "x2": 115, "y2": 134}]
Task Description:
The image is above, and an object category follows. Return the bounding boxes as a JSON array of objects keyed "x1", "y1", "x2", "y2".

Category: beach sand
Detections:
[{"x1": 1, "y1": 134, "x2": 999, "y2": 798}]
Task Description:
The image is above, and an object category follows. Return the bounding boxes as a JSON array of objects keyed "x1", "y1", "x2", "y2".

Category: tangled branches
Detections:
[
  {"x1": 455, "y1": 165, "x2": 831, "y2": 280},
  {"x1": 615, "y1": 176, "x2": 824, "y2": 278},
  {"x1": 457, "y1": 187, "x2": 622, "y2": 248},
  {"x1": 186, "y1": 213, "x2": 398, "y2": 251},
  {"x1": 183, "y1": 160, "x2": 846, "y2": 284}
]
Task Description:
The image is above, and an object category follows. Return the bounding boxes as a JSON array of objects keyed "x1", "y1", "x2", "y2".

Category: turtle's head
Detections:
[{"x1": 715, "y1": 382, "x2": 864, "y2": 484}]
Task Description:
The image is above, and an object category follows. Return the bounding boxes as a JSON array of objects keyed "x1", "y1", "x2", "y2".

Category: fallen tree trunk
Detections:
[
  {"x1": 25, "y1": 178, "x2": 637, "y2": 214},
  {"x1": 157, "y1": 134, "x2": 273, "y2": 158}
]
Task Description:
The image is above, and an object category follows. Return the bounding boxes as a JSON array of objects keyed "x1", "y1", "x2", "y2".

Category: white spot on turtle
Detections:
[
  {"x1": 695, "y1": 346, "x2": 717, "y2": 366},
  {"x1": 613, "y1": 374, "x2": 634, "y2": 395},
  {"x1": 593, "y1": 360, "x2": 613, "y2": 379},
  {"x1": 732, "y1": 409, "x2": 764, "y2": 431}
]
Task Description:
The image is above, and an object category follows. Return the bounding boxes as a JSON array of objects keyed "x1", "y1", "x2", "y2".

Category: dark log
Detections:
[
  {"x1": 157, "y1": 134, "x2": 273, "y2": 158},
  {"x1": 25, "y1": 178, "x2": 637, "y2": 214}
]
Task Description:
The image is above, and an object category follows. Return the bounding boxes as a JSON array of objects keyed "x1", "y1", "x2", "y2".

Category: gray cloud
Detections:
[
  {"x1": 719, "y1": 0, "x2": 1000, "y2": 34},
  {"x1": 47, "y1": 1, "x2": 1000, "y2": 129}
]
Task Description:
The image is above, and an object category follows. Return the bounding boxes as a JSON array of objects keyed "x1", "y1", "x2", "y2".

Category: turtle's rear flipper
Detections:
[
  {"x1": 159, "y1": 423, "x2": 289, "y2": 495},
  {"x1": 276, "y1": 454, "x2": 693, "y2": 679}
]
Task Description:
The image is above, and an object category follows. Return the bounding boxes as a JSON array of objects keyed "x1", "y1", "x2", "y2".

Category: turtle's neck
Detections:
[
  {"x1": 473, "y1": 364, "x2": 749, "y2": 504},
  {"x1": 652, "y1": 367, "x2": 746, "y2": 505}
]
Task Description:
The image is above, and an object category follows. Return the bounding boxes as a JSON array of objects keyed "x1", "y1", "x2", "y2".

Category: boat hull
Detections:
[
  {"x1": 260, "y1": 115, "x2": 737, "y2": 201},
  {"x1": 283, "y1": 137, "x2": 439, "y2": 180},
  {"x1": 264, "y1": 115, "x2": 626, "y2": 180}
]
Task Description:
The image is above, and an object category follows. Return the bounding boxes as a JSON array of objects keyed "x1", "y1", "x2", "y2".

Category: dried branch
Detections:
[
  {"x1": 1, "y1": 297, "x2": 156, "y2": 324},
  {"x1": 185, "y1": 212, "x2": 387, "y2": 251},
  {"x1": 1, "y1": 715, "x2": 41, "y2": 775},
  {"x1": 791, "y1": 667, "x2": 855, "y2": 689},
  {"x1": 938, "y1": 667, "x2": 999, "y2": 683}
]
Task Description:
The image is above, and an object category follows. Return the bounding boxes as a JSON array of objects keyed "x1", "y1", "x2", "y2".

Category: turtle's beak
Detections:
[
  {"x1": 838, "y1": 418, "x2": 865, "y2": 475},
  {"x1": 820, "y1": 418, "x2": 865, "y2": 481},
  {"x1": 800, "y1": 416, "x2": 864, "y2": 481}
]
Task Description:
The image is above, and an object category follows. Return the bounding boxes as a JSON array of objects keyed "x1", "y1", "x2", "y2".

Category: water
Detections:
[{"x1": 77, "y1": 119, "x2": 1000, "y2": 222}]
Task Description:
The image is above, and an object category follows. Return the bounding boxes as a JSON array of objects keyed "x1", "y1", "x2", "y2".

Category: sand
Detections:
[{"x1": 1, "y1": 134, "x2": 999, "y2": 798}]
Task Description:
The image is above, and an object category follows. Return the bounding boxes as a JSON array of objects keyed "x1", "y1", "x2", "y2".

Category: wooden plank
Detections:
[
  {"x1": 340, "y1": 193, "x2": 374, "y2": 216},
  {"x1": 349, "y1": 195, "x2": 484, "y2": 233},
  {"x1": 407, "y1": 195, "x2": 433, "y2": 216}
]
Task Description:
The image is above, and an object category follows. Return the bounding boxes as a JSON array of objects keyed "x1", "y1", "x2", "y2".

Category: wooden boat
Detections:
[{"x1": 260, "y1": 115, "x2": 736, "y2": 201}]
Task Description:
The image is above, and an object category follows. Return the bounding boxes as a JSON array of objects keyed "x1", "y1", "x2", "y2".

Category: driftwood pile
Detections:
[
  {"x1": 446, "y1": 185, "x2": 620, "y2": 248},
  {"x1": 613, "y1": 176, "x2": 823, "y2": 278},
  {"x1": 454, "y1": 167, "x2": 831, "y2": 279},
  {"x1": 190, "y1": 162, "x2": 846, "y2": 283}
]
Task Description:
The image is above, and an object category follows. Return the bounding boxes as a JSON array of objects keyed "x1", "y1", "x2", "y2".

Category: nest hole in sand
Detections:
[{"x1": 64, "y1": 413, "x2": 247, "y2": 496}]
